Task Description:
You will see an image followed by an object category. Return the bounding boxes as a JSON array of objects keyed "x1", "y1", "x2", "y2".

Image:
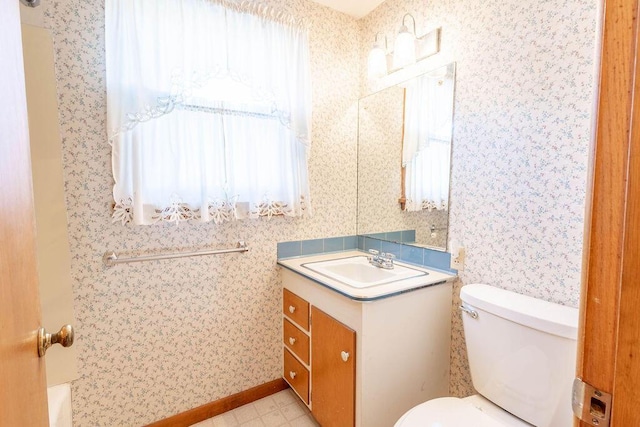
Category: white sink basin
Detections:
[{"x1": 302, "y1": 256, "x2": 427, "y2": 288}]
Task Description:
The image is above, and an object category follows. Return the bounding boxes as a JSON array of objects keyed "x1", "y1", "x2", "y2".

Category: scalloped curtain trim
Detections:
[
  {"x1": 113, "y1": 196, "x2": 309, "y2": 225},
  {"x1": 404, "y1": 199, "x2": 449, "y2": 212}
]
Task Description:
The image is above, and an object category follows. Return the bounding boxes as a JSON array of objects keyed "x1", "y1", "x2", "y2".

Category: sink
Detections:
[{"x1": 301, "y1": 256, "x2": 427, "y2": 288}]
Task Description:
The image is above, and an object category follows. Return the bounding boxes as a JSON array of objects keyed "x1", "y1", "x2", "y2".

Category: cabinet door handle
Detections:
[
  {"x1": 289, "y1": 337, "x2": 296, "y2": 345},
  {"x1": 289, "y1": 371, "x2": 297, "y2": 380},
  {"x1": 288, "y1": 305, "x2": 296, "y2": 314},
  {"x1": 341, "y1": 351, "x2": 350, "y2": 362}
]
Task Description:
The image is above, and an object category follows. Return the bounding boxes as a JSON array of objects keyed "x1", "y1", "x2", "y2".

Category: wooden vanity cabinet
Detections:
[
  {"x1": 282, "y1": 268, "x2": 452, "y2": 427},
  {"x1": 282, "y1": 289, "x2": 356, "y2": 426}
]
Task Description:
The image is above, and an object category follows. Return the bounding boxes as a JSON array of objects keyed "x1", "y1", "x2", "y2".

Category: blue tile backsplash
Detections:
[
  {"x1": 401, "y1": 229, "x2": 416, "y2": 243},
  {"x1": 277, "y1": 240, "x2": 302, "y2": 259},
  {"x1": 386, "y1": 231, "x2": 402, "y2": 243},
  {"x1": 362, "y1": 229, "x2": 416, "y2": 243},
  {"x1": 278, "y1": 235, "x2": 359, "y2": 259},
  {"x1": 323, "y1": 237, "x2": 346, "y2": 253},
  {"x1": 301, "y1": 238, "x2": 324, "y2": 255},
  {"x1": 364, "y1": 237, "x2": 382, "y2": 253},
  {"x1": 278, "y1": 235, "x2": 456, "y2": 273},
  {"x1": 403, "y1": 244, "x2": 425, "y2": 266}
]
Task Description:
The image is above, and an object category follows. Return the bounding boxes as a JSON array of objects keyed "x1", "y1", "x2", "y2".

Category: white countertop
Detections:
[{"x1": 278, "y1": 250, "x2": 456, "y2": 301}]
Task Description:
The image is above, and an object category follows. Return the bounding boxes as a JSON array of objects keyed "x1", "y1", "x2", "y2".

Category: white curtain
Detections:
[
  {"x1": 402, "y1": 68, "x2": 454, "y2": 211},
  {"x1": 105, "y1": 0, "x2": 312, "y2": 224}
]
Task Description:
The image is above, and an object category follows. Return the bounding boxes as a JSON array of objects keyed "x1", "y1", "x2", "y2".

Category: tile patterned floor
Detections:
[{"x1": 191, "y1": 389, "x2": 320, "y2": 427}]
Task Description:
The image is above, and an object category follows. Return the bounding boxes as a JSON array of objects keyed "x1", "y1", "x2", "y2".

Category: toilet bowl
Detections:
[
  {"x1": 395, "y1": 284, "x2": 579, "y2": 427},
  {"x1": 395, "y1": 395, "x2": 532, "y2": 426}
]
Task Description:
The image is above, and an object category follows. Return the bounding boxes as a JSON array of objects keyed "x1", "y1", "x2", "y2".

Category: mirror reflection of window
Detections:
[
  {"x1": 356, "y1": 63, "x2": 455, "y2": 249},
  {"x1": 402, "y1": 64, "x2": 454, "y2": 212}
]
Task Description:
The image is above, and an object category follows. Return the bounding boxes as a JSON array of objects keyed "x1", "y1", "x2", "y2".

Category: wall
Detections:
[
  {"x1": 41, "y1": 0, "x2": 360, "y2": 425},
  {"x1": 359, "y1": 0, "x2": 599, "y2": 395},
  {"x1": 22, "y1": 23, "x2": 79, "y2": 387}
]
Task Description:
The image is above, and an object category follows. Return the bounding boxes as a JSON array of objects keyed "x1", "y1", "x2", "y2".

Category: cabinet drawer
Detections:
[
  {"x1": 283, "y1": 319, "x2": 310, "y2": 364},
  {"x1": 284, "y1": 348, "x2": 309, "y2": 404},
  {"x1": 283, "y1": 289, "x2": 309, "y2": 331}
]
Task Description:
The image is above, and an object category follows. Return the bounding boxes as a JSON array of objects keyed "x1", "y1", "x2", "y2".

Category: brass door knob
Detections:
[{"x1": 38, "y1": 324, "x2": 74, "y2": 357}]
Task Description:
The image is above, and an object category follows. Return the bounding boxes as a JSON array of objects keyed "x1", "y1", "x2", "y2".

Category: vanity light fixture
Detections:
[
  {"x1": 367, "y1": 14, "x2": 441, "y2": 79},
  {"x1": 393, "y1": 14, "x2": 418, "y2": 69},
  {"x1": 367, "y1": 33, "x2": 388, "y2": 79}
]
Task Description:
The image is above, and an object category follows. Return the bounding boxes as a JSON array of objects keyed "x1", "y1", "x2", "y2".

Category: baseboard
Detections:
[{"x1": 145, "y1": 379, "x2": 289, "y2": 427}]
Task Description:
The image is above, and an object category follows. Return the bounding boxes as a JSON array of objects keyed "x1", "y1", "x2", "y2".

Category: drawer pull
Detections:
[
  {"x1": 341, "y1": 351, "x2": 350, "y2": 362},
  {"x1": 289, "y1": 371, "x2": 297, "y2": 380},
  {"x1": 288, "y1": 305, "x2": 296, "y2": 314},
  {"x1": 289, "y1": 337, "x2": 296, "y2": 345}
]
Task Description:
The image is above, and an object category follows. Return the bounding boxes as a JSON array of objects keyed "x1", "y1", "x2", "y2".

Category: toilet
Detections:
[{"x1": 395, "y1": 283, "x2": 579, "y2": 427}]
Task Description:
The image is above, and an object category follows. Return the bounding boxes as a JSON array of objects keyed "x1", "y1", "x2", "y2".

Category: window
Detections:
[{"x1": 105, "y1": 0, "x2": 312, "y2": 224}]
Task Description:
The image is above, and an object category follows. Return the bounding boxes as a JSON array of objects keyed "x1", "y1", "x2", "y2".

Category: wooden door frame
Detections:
[{"x1": 577, "y1": 0, "x2": 639, "y2": 425}]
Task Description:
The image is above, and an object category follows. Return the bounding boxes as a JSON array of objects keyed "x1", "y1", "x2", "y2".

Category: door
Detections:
[
  {"x1": 0, "y1": 0, "x2": 49, "y2": 425},
  {"x1": 311, "y1": 307, "x2": 356, "y2": 427},
  {"x1": 577, "y1": 0, "x2": 640, "y2": 425}
]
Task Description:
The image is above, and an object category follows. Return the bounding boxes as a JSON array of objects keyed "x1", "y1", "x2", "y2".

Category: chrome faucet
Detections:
[{"x1": 368, "y1": 249, "x2": 395, "y2": 269}]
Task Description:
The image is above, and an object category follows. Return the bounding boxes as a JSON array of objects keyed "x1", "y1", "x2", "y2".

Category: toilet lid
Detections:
[{"x1": 394, "y1": 397, "x2": 511, "y2": 427}]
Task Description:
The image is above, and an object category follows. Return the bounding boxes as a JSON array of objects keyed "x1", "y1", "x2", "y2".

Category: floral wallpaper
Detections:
[
  {"x1": 42, "y1": 0, "x2": 359, "y2": 425},
  {"x1": 359, "y1": 0, "x2": 598, "y2": 396}
]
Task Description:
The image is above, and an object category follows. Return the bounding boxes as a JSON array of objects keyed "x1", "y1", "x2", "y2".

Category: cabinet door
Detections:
[{"x1": 311, "y1": 307, "x2": 356, "y2": 427}]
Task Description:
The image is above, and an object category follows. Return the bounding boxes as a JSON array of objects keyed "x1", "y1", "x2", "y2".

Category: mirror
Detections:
[{"x1": 356, "y1": 63, "x2": 455, "y2": 250}]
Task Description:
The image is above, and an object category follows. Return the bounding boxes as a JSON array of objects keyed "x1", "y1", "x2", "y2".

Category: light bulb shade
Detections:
[
  {"x1": 367, "y1": 45, "x2": 387, "y2": 79},
  {"x1": 393, "y1": 26, "x2": 416, "y2": 69}
]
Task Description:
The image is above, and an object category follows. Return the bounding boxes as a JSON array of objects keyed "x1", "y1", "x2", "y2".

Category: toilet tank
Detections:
[{"x1": 460, "y1": 284, "x2": 579, "y2": 427}]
